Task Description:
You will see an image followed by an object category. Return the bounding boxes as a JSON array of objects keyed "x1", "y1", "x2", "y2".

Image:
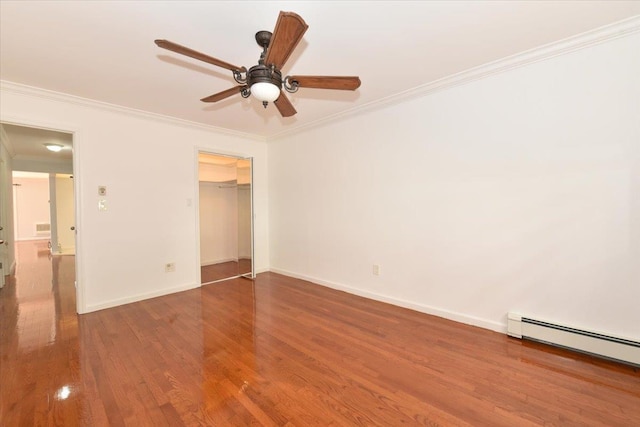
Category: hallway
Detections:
[{"x1": 0, "y1": 240, "x2": 78, "y2": 423}]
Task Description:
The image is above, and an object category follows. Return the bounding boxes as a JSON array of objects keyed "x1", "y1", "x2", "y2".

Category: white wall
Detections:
[
  {"x1": 13, "y1": 158, "x2": 72, "y2": 175},
  {"x1": 0, "y1": 86, "x2": 268, "y2": 313},
  {"x1": 199, "y1": 162, "x2": 236, "y2": 182},
  {"x1": 12, "y1": 175, "x2": 50, "y2": 241},
  {"x1": 268, "y1": 33, "x2": 640, "y2": 340},
  {"x1": 199, "y1": 182, "x2": 238, "y2": 265}
]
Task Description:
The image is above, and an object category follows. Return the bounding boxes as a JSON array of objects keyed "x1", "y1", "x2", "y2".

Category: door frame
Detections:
[
  {"x1": 0, "y1": 156, "x2": 7, "y2": 288},
  {"x1": 194, "y1": 147, "x2": 255, "y2": 285},
  {"x1": 0, "y1": 115, "x2": 85, "y2": 313}
]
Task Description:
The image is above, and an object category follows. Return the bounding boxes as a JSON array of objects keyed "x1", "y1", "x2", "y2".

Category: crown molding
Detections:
[
  {"x1": 0, "y1": 81, "x2": 268, "y2": 143},
  {"x1": 1, "y1": 16, "x2": 638, "y2": 143},
  {"x1": 268, "y1": 15, "x2": 640, "y2": 141}
]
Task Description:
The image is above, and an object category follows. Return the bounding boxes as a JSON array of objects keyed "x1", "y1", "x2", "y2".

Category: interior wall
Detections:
[
  {"x1": 268, "y1": 33, "x2": 640, "y2": 339},
  {"x1": 199, "y1": 162, "x2": 236, "y2": 182},
  {"x1": 199, "y1": 182, "x2": 238, "y2": 265},
  {"x1": 199, "y1": 161, "x2": 239, "y2": 267},
  {"x1": 0, "y1": 86, "x2": 268, "y2": 313},
  {"x1": 13, "y1": 158, "x2": 73, "y2": 175},
  {"x1": 12, "y1": 175, "x2": 51, "y2": 241}
]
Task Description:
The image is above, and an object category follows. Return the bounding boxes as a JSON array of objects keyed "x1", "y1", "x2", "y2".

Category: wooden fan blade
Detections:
[
  {"x1": 289, "y1": 76, "x2": 361, "y2": 90},
  {"x1": 264, "y1": 12, "x2": 308, "y2": 70},
  {"x1": 201, "y1": 86, "x2": 246, "y2": 103},
  {"x1": 274, "y1": 92, "x2": 297, "y2": 117},
  {"x1": 155, "y1": 39, "x2": 245, "y2": 72}
]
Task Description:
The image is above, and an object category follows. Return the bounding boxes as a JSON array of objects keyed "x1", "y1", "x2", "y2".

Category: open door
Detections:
[
  {"x1": 0, "y1": 158, "x2": 8, "y2": 288},
  {"x1": 236, "y1": 158, "x2": 253, "y2": 279},
  {"x1": 51, "y1": 173, "x2": 75, "y2": 255},
  {"x1": 198, "y1": 152, "x2": 254, "y2": 284}
]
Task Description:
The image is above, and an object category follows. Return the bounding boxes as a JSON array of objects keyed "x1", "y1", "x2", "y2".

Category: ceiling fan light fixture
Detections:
[
  {"x1": 155, "y1": 11, "x2": 360, "y2": 117},
  {"x1": 247, "y1": 63, "x2": 283, "y2": 105},
  {"x1": 251, "y1": 81, "x2": 281, "y2": 103},
  {"x1": 45, "y1": 143, "x2": 63, "y2": 152}
]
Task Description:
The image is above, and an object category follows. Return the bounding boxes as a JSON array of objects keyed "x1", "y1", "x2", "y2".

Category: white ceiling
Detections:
[
  {"x1": 1, "y1": 1, "x2": 639, "y2": 139},
  {"x1": 1, "y1": 123, "x2": 73, "y2": 165}
]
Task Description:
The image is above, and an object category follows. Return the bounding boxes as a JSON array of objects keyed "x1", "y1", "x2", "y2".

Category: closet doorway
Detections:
[{"x1": 198, "y1": 152, "x2": 254, "y2": 284}]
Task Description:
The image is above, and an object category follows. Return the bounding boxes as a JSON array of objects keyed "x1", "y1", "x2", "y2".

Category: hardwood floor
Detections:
[
  {"x1": 2, "y1": 241, "x2": 639, "y2": 426},
  {"x1": 201, "y1": 259, "x2": 252, "y2": 284}
]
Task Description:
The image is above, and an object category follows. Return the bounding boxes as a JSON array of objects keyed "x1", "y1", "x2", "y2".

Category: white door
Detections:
[
  {"x1": 55, "y1": 174, "x2": 75, "y2": 255},
  {"x1": 0, "y1": 158, "x2": 8, "y2": 288}
]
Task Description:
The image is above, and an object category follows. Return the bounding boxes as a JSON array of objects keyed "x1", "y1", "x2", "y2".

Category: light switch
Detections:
[
  {"x1": 98, "y1": 186, "x2": 107, "y2": 196},
  {"x1": 98, "y1": 199, "x2": 107, "y2": 211}
]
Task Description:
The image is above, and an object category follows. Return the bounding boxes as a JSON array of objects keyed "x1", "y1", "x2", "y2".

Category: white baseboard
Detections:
[
  {"x1": 201, "y1": 257, "x2": 237, "y2": 266},
  {"x1": 16, "y1": 237, "x2": 50, "y2": 241},
  {"x1": 268, "y1": 268, "x2": 506, "y2": 334},
  {"x1": 52, "y1": 249, "x2": 75, "y2": 256},
  {"x1": 84, "y1": 282, "x2": 200, "y2": 314}
]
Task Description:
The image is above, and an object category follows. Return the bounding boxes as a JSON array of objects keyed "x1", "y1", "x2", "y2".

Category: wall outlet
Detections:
[
  {"x1": 373, "y1": 264, "x2": 380, "y2": 276},
  {"x1": 165, "y1": 262, "x2": 175, "y2": 272}
]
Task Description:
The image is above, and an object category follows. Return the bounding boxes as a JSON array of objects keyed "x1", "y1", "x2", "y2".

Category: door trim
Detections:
[
  {"x1": 0, "y1": 115, "x2": 85, "y2": 313},
  {"x1": 194, "y1": 147, "x2": 255, "y2": 286}
]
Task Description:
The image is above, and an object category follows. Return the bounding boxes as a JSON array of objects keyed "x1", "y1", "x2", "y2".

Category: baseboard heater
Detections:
[{"x1": 507, "y1": 313, "x2": 640, "y2": 366}]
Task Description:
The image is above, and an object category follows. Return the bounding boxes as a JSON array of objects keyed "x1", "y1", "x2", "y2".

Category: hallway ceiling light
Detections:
[{"x1": 45, "y1": 143, "x2": 63, "y2": 152}]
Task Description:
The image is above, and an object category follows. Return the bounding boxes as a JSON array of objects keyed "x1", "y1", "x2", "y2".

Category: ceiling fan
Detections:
[{"x1": 155, "y1": 11, "x2": 361, "y2": 117}]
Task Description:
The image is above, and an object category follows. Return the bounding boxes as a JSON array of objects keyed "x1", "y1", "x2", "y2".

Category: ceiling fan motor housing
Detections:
[{"x1": 247, "y1": 64, "x2": 282, "y2": 89}]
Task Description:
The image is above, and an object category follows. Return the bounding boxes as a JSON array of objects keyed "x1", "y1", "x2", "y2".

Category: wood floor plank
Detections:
[{"x1": 2, "y1": 240, "x2": 639, "y2": 426}]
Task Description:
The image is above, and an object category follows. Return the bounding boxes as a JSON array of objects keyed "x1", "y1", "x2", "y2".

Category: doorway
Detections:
[
  {"x1": 0, "y1": 158, "x2": 8, "y2": 288},
  {"x1": 0, "y1": 122, "x2": 79, "y2": 311},
  {"x1": 198, "y1": 152, "x2": 254, "y2": 284},
  {"x1": 11, "y1": 171, "x2": 75, "y2": 256}
]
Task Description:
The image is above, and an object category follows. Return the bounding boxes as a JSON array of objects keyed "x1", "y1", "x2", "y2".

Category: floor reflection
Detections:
[
  {"x1": 3, "y1": 242, "x2": 638, "y2": 425},
  {"x1": 200, "y1": 280, "x2": 256, "y2": 423},
  {"x1": 201, "y1": 259, "x2": 252, "y2": 284},
  {"x1": 1, "y1": 240, "x2": 80, "y2": 424},
  {"x1": 11, "y1": 240, "x2": 76, "y2": 352},
  {"x1": 76, "y1": 272, "x2": 205, "y2": 425}
]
